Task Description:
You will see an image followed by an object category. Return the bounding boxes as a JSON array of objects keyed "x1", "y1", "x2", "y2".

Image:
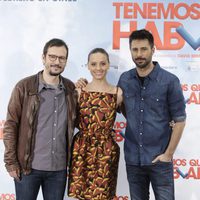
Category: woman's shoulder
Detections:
[{"x1": 109, "y1": 85, "x2": 123, "y2": 95}]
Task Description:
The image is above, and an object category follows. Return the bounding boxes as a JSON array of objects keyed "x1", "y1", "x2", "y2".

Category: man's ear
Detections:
[
  {"x1": 152, "y1": 46, "x2": 155, "y2": 54},
  {"x1": 42, "y1": 54, "x2": 45, "y2": 65}
]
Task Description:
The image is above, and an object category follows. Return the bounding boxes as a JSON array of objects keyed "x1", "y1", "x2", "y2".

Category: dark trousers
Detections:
[
  {"x1": 126, "y1": 162, "x2": 174, "y2": 200},
  {"x1": 14, "y1": 169, "x2": 67, "y2": 200}
]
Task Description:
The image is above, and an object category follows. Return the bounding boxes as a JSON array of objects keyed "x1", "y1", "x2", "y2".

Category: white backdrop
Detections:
[{"x1": 0, "y1": 1, "x2": 200, "y2": 199}]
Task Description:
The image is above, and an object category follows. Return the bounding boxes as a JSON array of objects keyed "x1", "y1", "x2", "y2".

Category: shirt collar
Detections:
[
  {"x1": 133, "y1": 61, "x2": 160, "y2": 80},
  {"x1": 38, "y1": 72, "x2": 65, "y2": 92},
  {"x1": 148, "y1": 61, "x2": 160, "y2": 80}
]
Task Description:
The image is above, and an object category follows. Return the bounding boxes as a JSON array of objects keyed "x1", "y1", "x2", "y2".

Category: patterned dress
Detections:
[{"x1": 68, "y1": 90, "x2": 120, "y2": 200}]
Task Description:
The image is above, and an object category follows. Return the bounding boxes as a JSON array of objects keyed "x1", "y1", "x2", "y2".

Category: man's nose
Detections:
[
  {"x1": 55, "y1": 57, "x2": 60, "y2": 64},
  {"x1": 136, "y1": 50, "x2": 142, "y2": 57}
]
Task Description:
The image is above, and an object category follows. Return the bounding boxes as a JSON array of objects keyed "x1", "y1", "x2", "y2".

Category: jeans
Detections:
[
  {"x1": 14, "y1": 169, "x2": 67, "y2": 200},
  {"x1": 126, "y1": 162, "x2": 174, "y2": 200}
]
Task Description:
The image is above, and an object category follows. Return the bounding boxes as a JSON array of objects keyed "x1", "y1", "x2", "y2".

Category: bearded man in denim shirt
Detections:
[{"x1": 118, "y1": 29, "x2": 186, "y2": 200}]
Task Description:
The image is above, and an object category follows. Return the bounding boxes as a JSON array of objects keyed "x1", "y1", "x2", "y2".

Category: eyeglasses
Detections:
[{"x1": 48, "y1": 54, "x2": 67, "y2": 63}]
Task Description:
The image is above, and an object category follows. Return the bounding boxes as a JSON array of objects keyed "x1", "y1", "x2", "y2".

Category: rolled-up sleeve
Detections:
[{"x1": 168, "y1": 77, "x2": 186, "y2": 122}]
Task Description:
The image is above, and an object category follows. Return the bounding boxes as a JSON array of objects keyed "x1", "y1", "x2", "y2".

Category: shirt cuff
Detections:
[{"x1": 173, "y1": 116, "x2": 186, "y2": 122}]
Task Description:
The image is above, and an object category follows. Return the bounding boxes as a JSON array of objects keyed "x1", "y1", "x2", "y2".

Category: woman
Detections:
[{"x1": 68, "y1": 48, "x2": 123, "y2": 200}]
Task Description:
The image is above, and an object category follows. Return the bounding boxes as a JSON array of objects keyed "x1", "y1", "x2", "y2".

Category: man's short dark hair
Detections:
[
  {"x1": 129, "y1": 29, "x2": 154, "y2": 48},
  {"x1": 43, "y1": 38, "x2": 69, "y2": 59}
]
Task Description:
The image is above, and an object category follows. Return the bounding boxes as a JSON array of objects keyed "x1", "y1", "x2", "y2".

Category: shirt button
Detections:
[
  {"x1": 54, "y1": 97, "x2": 57, "y2": 100},
  {"x1": 143, "y1": 87, "x2": 146, "y2": 90},
  {"x1": 53, "y1": 138, "x2": 56, "y2": 140},
  {"x1": 54, "y1": 110, "x2": 57, "y2": 113},
  {"x1": 54, "y1": 123, "x2": 56, "y2": 126},
  {"x1": 140, "y1": 144, "x2": 143, "y2": 147},
  {"x1": 140, "y1": 121, "x2": 143, "y2": 124},
  {"x1": 140, "y1": 132, "x2": 143, "y2": 135},
  {"x1": 52, "y1": 151, "x2": 55, "y2": 154},
  {"x1": 141, "y1": 109, "x2": 143, "y2": 112},
  {"x1": 141, "y1": 98, "x2": 144, "y2": 101}
]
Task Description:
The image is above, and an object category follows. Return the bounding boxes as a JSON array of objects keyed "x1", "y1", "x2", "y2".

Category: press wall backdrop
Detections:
[{"x1": 0, "y1": 0, "x2": 200, "y2": 199}]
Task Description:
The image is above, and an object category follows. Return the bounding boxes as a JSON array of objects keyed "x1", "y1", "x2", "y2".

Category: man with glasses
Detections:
[{"x1": 3, "y1": 38, "x2": 78, "y2": 200}]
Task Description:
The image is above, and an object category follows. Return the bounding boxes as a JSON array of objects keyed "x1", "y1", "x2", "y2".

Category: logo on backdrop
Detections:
[
  {"x1": 114, "y1": 121, "x2": 126, "y2": 142},
  {"x1": 176, "y1": 26, "x2": 200, "y2": 50},
  {"x1": 174, "y1": 158, "x2": 200, "y2": 180},
  {"x1": 0, "y1": 194, "x2": 15, "y2": 200},
  {"x1": 112, "y1": 2, "x2": 200, "y2": 50},
  {"x1": 182, "y1": 83, "x2": 200, "y2": 104}
]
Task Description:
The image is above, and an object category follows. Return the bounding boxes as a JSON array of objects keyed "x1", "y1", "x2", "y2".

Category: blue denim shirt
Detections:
[{"x1": 118, "y1": 62, "x2": 186, "y2": 166}]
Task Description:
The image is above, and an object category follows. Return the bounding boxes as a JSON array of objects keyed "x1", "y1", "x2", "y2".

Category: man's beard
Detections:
[
  {"x1": 134, "y1": 58, "x2": 151, "y2": 69},
  {"x1": 48, "y1": 65, "x2": 64, "y2": 76},
  {"x1": 49, "y1": 71, "x2": 62, "y2": 76}
]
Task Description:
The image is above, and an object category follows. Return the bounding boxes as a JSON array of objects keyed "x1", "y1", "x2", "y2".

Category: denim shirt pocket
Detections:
[
  {"x1": 147, "y1": 94, "x2": 167, "y2": 117},
  {"x1": 124, "y1": 93, "x2": 136, "y2": 113}
]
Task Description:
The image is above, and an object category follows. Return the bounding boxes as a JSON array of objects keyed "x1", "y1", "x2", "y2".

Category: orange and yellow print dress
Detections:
[{"x1": 68, "y1": 90, "x2": 120, "y2": 200}]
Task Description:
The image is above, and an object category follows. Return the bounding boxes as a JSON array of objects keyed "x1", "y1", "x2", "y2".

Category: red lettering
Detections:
[
  {"x1": 113, "y1": 21, "x2": 184, "y2": 50},
  {"x1": 173, "y1": 166, "x2": 180, "y2": 179},
  {"x1": 145, "y1": 21, "x2": 163, "y2": 49},
  {"x1": 124, "y1": 3, "x2": 133, "y2": 19},
  {"x1": 173, "y1": 159, "x2": 186, "y2": 166},
  {"x1": 191, "y1": 84, "x2": 200, "y2": 91},
  {"x1": 113, "y1": 2, "x2": 123, "y2": 18},
  {"x1": 191, "y1": 3, "x2": 200, "y2": 19},
  {"x1": 174, "y1": 3, "x2": 190, "y2": 19},
  {"x1": 115, "y1": 130, "x2": 124, "y2": 142},
  {"x1": 181, "y1": 84, "x2": 188, "y2": 91},
  {"x1": 162, "y1": 21, "x2": 184, "y2": 50},
  {"x1": 134, "y1": 3, "x2": 146, "y2": 18},
  {"x1": 114, "y1": 121, "x2": 127, "y2": 129},
  {"x1": 0, "y1": 194, "x2": 15, "y2": 200},
  {"x1": 189, "y1": 159, "x2": 200, "y2": 166},
  {"x1": 113, "y1": 20, "x2": 137, "y2": 49},
  {"x1": 188, "y1": 92, "x2": 200, "y2": 104},
  {"x1": 187, "y1": 167, "x2": 198, "y2": 179},
  {"x1": 112, "y1": 3, "x2": 200, "y2": 20},
  {"x1": 148, "y1": 3, "x2": 157, "y2": 19},
  {"x1": 157, "y1": 3, "x2": 174, "y2": 19}
]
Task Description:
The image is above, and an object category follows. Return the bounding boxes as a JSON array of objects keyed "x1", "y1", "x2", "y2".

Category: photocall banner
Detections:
[{"x1": 0, "y1": 0, "x2": 200, "y2": 199}]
